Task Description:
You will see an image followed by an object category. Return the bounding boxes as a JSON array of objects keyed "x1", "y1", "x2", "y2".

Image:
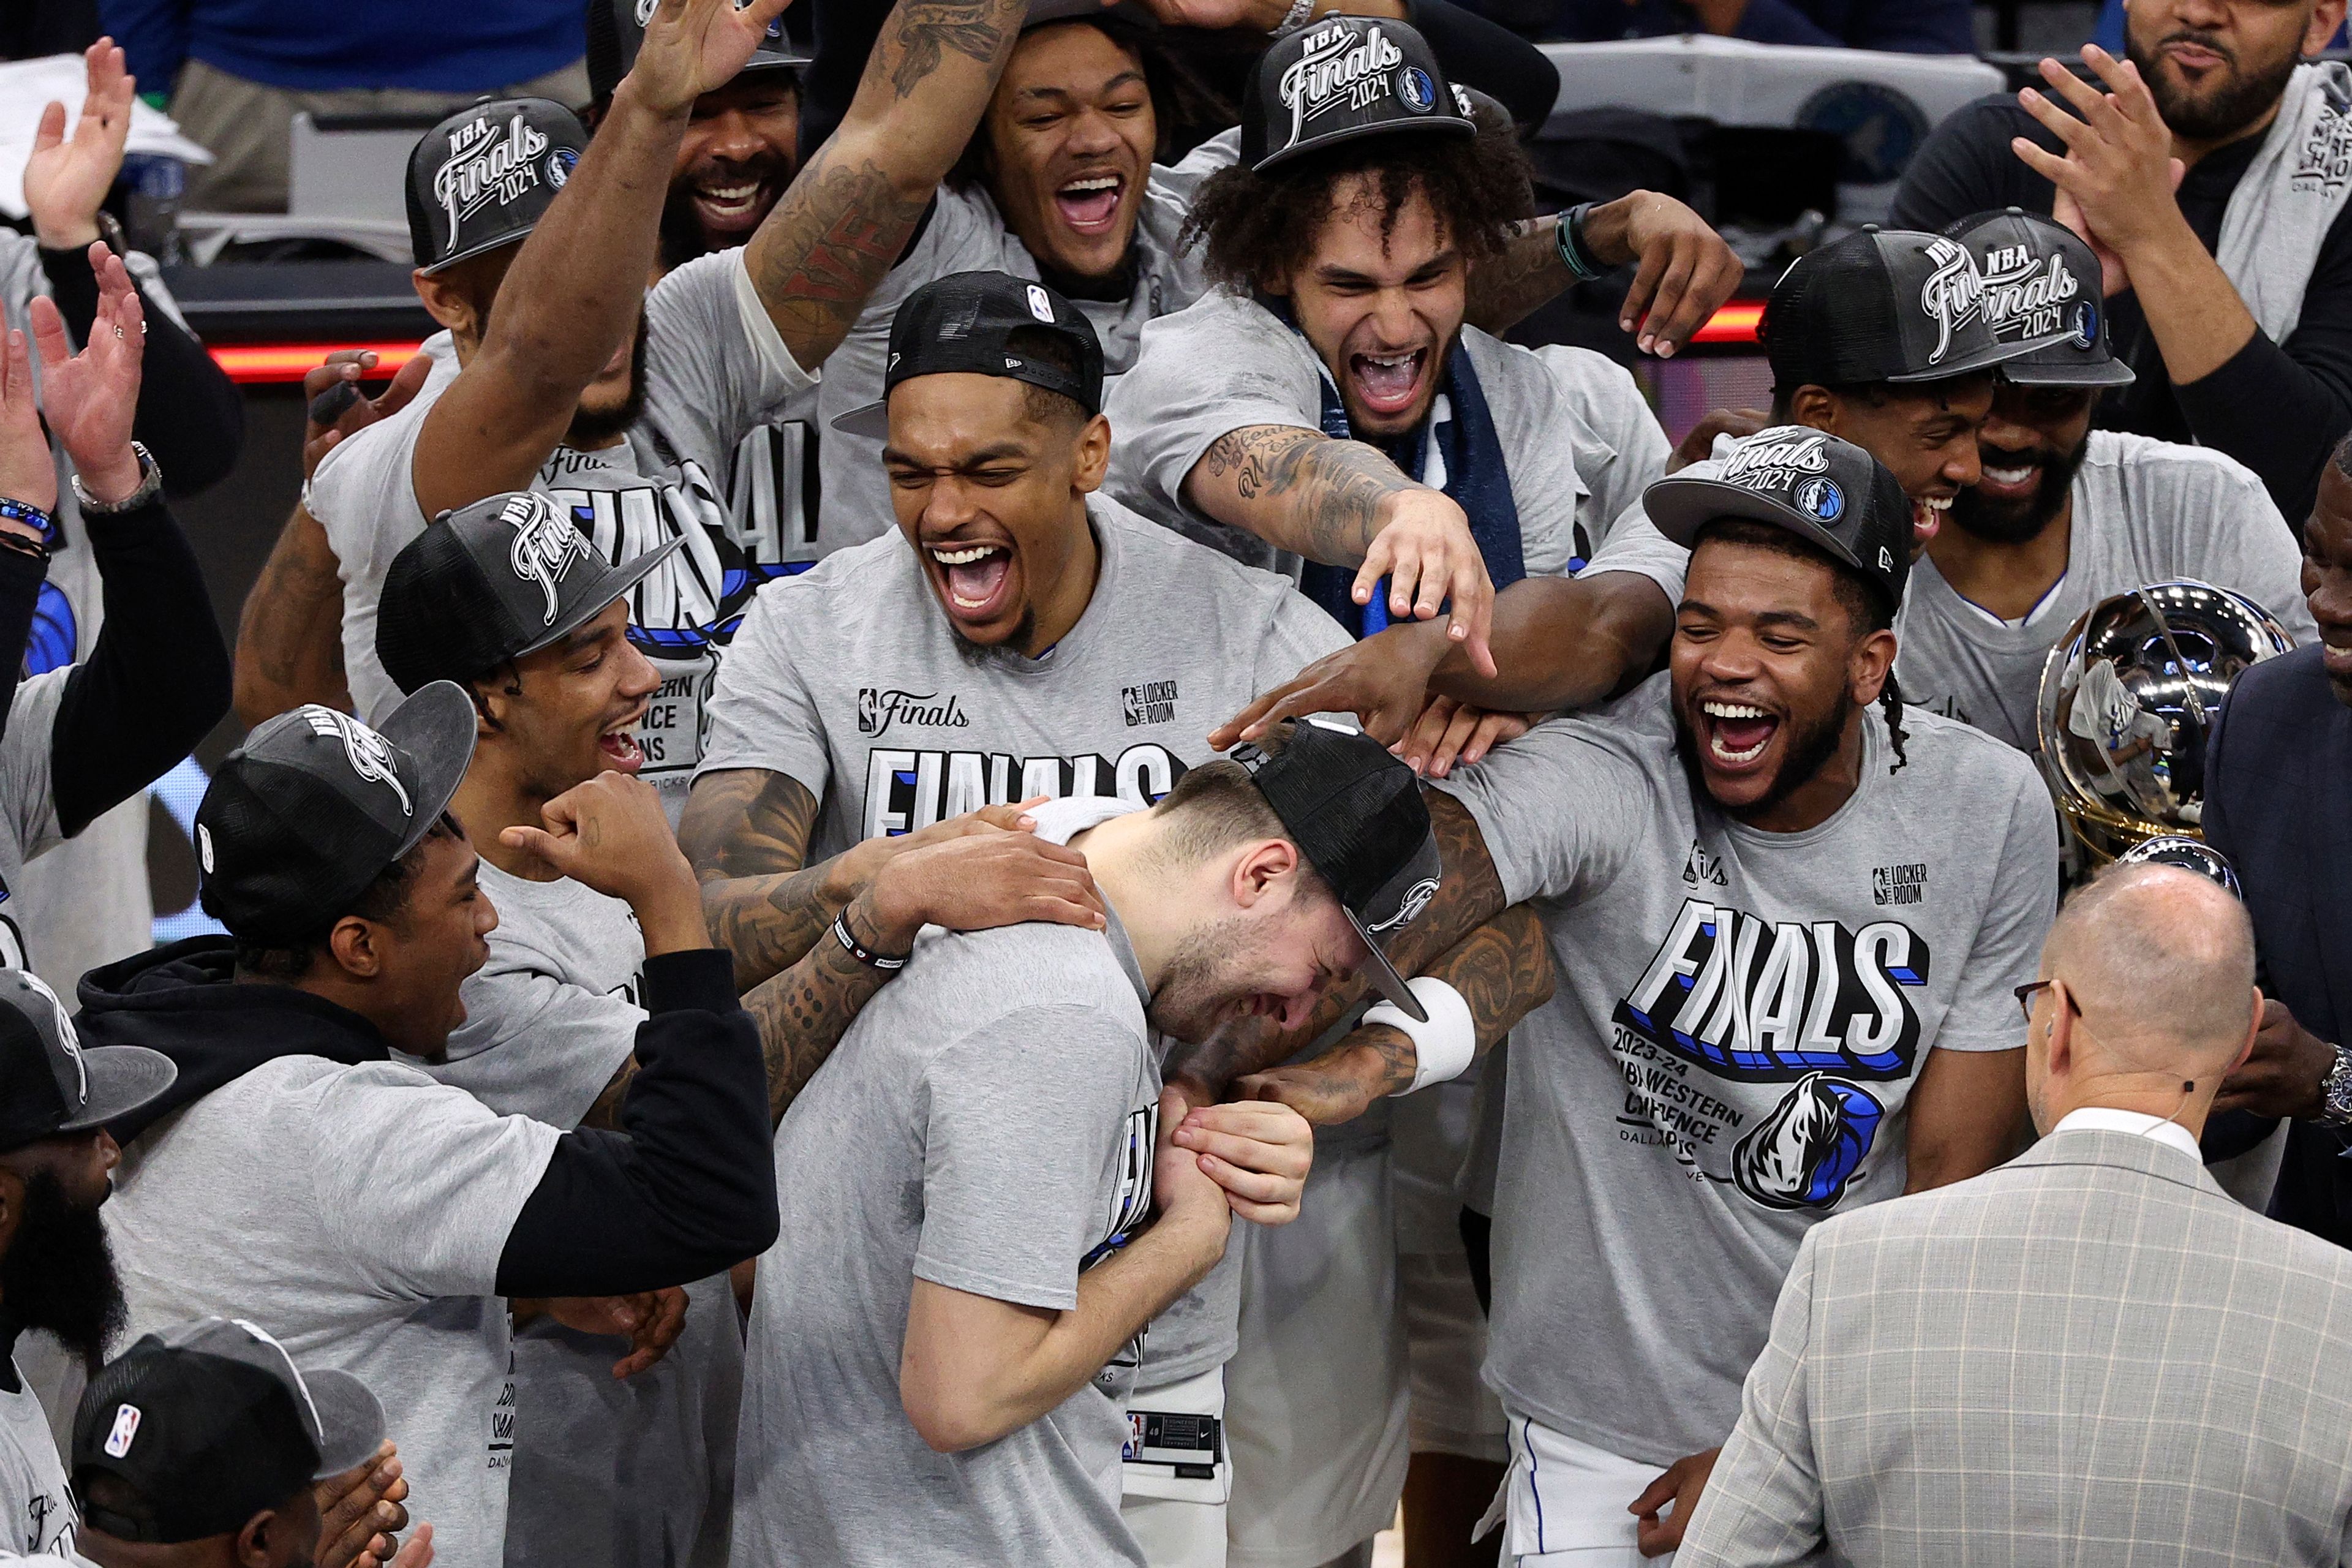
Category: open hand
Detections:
[
  {"x1": 24, "y1": 39, "x2": 135, "y2": 251},
  {"x1": 1630, "y1": 1447, "x2": 1719, "y2": 1556},
  {"x1": 1583, "y1": 191, "x2": 1744, "y2": 358},
  {"x1": 1171, "y1": 1099, "x2": 1314, "y2": 1225},
  {"x1": 861, "y1": 820, "x2": 1106, "y2": 949},
  {"x1": 1361, "y1": 489, "x2": 1496, "y2": 675},
  {"x1": 1210, "y1": 622, "x2": 1450, "y2": 752},
  {"x1": 631, "y1": 0, "x2": 796, "y2": 116},
  {"x1": 542, "y1": 1287, "x2": 692, "y2": 1378},
  {"x1": 1396, "y1": 694, "x2": 1542, "y2": 778},
  {"x1": 2011, "y1": 47, "x2": 2189, "y2": 292},
  {"x1": 306, "y1": 350, "x2": 434, "y2": 481},
  {"x1": 313, "y1": 1441, "x2": 407, "y2": 1568},
  {"x1": 29, "y1": 243, "x2": 145, "y2": 500}
]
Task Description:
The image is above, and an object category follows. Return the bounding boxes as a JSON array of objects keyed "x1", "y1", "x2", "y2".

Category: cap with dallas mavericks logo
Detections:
[
  {"x1": 586, "y1": 0, "x2": 808, "y2": 105},
  {"x1": 1943, "y1": 207, "x2": 2135, "y2": 389},
  {"x1": 1762, "y1": 226, "x2": 2047, "y2": 390},
  {"x1": 194, "y1": 685, "x2": 478, "y2": 943},
  {"x1": 1643, "y1": 427, "x2": 1913, "y2": 614},
  {"x1": 377, "y1": 490, "x2": 684, "y2": 695},
  {"x1": 1240, "y1": 16, "x2": 1476, "y2": 174},
  {"x1": 405, "y1": 97, "x2": 587, "y2": 274},
  {"x1": 832, "y1": 270, "x2": 1105, "y2": 439},
  {"x1": 0, "y1": 968, "x2": 173, "y2": 1152}
]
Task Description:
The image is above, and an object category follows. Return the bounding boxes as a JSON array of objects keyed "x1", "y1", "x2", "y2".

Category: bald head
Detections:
[{"x1": 2043, "y1": 863, "x2": 2257, "y2": 1082}]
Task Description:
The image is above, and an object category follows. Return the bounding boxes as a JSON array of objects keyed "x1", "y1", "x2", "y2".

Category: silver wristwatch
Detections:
[
  {"x1": 70, "y1": 441, "x2": 161, "y2": 516},
  {"x1": 2320, "y1": 1042, "x2": 2352, "y2": 1127}
]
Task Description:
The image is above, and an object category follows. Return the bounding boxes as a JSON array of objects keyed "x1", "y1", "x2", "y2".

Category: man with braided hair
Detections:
[{"x1": 1230, "y1": 432, "x2": 2057, "y2": 1564}]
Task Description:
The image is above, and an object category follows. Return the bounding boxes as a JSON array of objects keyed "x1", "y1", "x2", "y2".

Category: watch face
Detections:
[{"x1": 74, "y1": 443, "x2": 157, "y2": 512}]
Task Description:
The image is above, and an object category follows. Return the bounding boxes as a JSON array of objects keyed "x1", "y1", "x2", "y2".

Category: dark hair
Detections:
[
  {"x1": 2332, "y1": 429, "x2": 2352, "y2": 480},
  {"x1": 946, "y1": 18, "x2": 1226, "y2": 191},
  {"x1": 230, "y1": 818, "x2": 454, "y2": 982},
  {"x1": 1181, "y1": 123, "x2": 1534, "y2": 293},
  {"x1": 1767, "y1": 381, "x2": 1887, "y2": 423},
  {"x1": 1690, "y1": 519, "x2": 1909, "y2": 774},
  {"x1": 1007, "y1": 325, "x2": 1088, "y2": 431},
  {"x1": 1152, "y1": 730, "x2": 1330, "y2": 899}
]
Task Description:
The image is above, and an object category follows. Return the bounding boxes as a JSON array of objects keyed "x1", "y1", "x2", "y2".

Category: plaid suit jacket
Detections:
[{"x1": 1679, "y1": 1128, "x2": 2352, "y2": 1567}]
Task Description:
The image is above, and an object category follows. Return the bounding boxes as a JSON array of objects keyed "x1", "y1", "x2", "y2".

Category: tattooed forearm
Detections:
[
  {"x1": 746, "y1": 155, "x2": 932, "y2": 368},
  {"x1": 235, "y1": 503, "x2": 352, "y2": 724},
  {"x1": 1448, "y1": 902, "x2": 1555, "y2": 1048},
  {"x1": 1466, "y1": 216, "x2": 1573, "y2": 337},
  {"x1": 1194, "y1": 426, "x2": 1415, "y2": 565},
  {"x1": 741, "y1": 915, "x2": 893, "y2": 1125},
  {"x1": 880, "y1": 0, "x2": 1008, "y2": 96},
  {"x1": 680, "y1": 770, "x2": 850, "y2": 991}
]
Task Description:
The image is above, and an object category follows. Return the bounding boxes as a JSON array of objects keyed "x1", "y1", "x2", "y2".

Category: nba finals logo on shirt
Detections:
[
  {"x1": 1717, "y1": 429, "x2": 1831, "y2": 499},
  {"x1": 856, "y1": 688, "x2": 971, "y2": 739},
  {"x1": 434, "y1": 113, "x2": 550, "y2": 239},
  {"x1": 1278, "y1": 23, "x2": 1405, "y2": 149},
  {"x1": 503, "y1": 492, "x2": 594, "y2": 625},
  {"x1": 1918, "y1": 236, "x2": 1986, "y2": 364},
  {"x1": 861, "y1": 744, "x2": 1184, "y2": 839},
  {"x1": 303, "y1": 707, "x2": 414, "y2": 818},
  {"x1": 1977, "y1": 240, "x2": 2082, "y2": 345}
]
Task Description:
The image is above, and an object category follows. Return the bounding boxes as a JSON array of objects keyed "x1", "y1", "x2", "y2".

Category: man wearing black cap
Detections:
[
  {"x1": 733, "y1": 718, "x2": 1493, "y2": 1567},
  {"x1": 79, "y1": 680, "x2": 781, "y2": 1568},
  {"x1": 685, "y1": 266, "x2": 1348, "y2": 1565},
  {"x1": 0, "y1": 970, "x2": 173, "y2": 1557},
  {"x1": 369, "y1": 490, "x2": 1109, "y2": 1566},
  {"x1": 1894, "y1": 207, "x2": 2315, "y2": 749},
  {"x1": 72, "y1": 1317, "x2": 427, "y2": 1568},
  {"x1": 1240, "y1": 432, "x2": 2056, "y2": 1561}
]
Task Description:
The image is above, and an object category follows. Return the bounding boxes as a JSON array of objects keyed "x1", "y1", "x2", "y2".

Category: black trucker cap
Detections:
[
  {"x1": 832, "y1": 270, "x2": 1106, "y2": 439},
  {"x1": 195, "y1": 685, "x2": 477, "y2": 944},
  {"x1": 586, "y1": 0, "x2": 807, "y2": 105},
  {"x1": 1645, "y1": 426, "x2": 1913, "y2": 614},
  {"x1": 379, "y1": 491, "x2": 682, "y2": 695},
  {"x1": 74, "y1": 1317, "x2": 386, "y2": 1544},
  {"x1": 1945, "y1": 207, "x2": 2134, "y2": 388},
  {"x1": 1763, "y1": 227, "x2": 2048, "y2": 389},
  {"x1": 406, "y1": 98, "x2": 587, "y2": 274},
  {"x1": 1241, "y1": 15, "x2": 1476, "y2": 174},
  {"x1": 0, "y1": 968, "x2": 173, "y2": 1154},
  {"x1": 1233, "y1": 717, "x2": 1444, "y2": 1023}
]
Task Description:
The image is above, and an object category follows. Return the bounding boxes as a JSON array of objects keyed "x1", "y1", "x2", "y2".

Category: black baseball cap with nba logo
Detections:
[
  {"x1": 832, "y1": 270, "x2": 1106, "y2": 439},
  {"x1": 377, "y1": 489, "x2": 684, "y2": 695},
  {"x1": 194, "y1": 685, "x2": 478, "y2": 944},
  {"x1": 1240, "y1": 15, "x2": 1476, "y2": 173},
  {"x1": 405, "y1": 97, "x2": 588, "y2": 273},
  {"x1": 1944, "y1": 208, "x2": 2135, "y2": 388},
  {"x1": 1762, "y1": 226, "x2": 2050, "y2": 390},
  {"x1": 74, "y1": 1317, "x2": 386, "y2": 1544},
  {"x1": 1644, "y1": 426, "x2": 1914, "y2": 614},
  {"x1": 0, "y1": 968, "x2": 173, "y2": 1153},
  {"x1": 1232, "y1": 717, "x2": 1444, "y2": 1022}
]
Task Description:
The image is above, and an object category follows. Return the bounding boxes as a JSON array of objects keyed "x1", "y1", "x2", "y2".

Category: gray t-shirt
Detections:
[
  {"x1": 105, "y1": 1058, "x2": 561, "y2": 1568},
  {"x1": 1897, "y1": 431, "x2": 2318, "y2": 749},
  {"x1": 698, "y1": 494, "x2": 1351, "y2": 864},
  {"x1": 307, "y1": 249, "x2": 818, "y2": 812},
  {"x1": 0, "y1": 671, "x2": 70, "y2": 975},
  {"x1": 733, "y1": 903, "x2": 1161, "y2": 1567},
  {"x1": 1432, "y1": 676, "x2": 2056, "y2": 1464},
  {"x1": 1101, "y1": 289, "x2": 1672, "y2": 582},
  {"x1": 0, "y1": 1368, "x2": 71, "y2": 1556},
  {"x1": 402, "y1": 864, "x2": 736, "y2": 1568},
  {"x1": 811, "y1": 134, "x2": 1237, "y2": 549}
]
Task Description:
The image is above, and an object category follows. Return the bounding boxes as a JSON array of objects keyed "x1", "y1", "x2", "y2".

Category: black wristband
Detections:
[
  {"x1": 1556, "y1": 202, "x2": 1605, "y2": 282},
  {"x1": 832, "y1": 905, "x2": 910, "y2": 970}
]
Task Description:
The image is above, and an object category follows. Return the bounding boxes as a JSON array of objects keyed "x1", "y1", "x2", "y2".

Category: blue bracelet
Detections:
[{"x1": 0, "y1": 498, "x2": 55, "y2": 549}]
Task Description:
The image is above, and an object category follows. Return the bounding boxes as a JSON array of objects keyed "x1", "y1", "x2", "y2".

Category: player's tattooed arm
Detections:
[
  {"x1": 234, "y1": 502, "x2": 350, "y2": 726},
  {"x1": 679, "y1": 769, "x2": 855, "y2": 992},
  {"x1": 743, "y1": 0, "x2": 1021, "y2": 368},
  {"x1": 1186, "y1": 425, "x2": 1406, "y2": 565}
]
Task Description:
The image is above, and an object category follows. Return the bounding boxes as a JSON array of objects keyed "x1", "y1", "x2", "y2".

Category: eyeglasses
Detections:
[{"x1": 2013, "y1": 978, "x2": 2063, "y2": 1023}]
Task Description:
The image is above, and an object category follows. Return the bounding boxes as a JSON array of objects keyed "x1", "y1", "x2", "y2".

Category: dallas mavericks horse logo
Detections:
[
  {"x1": 1733, "y1": 1071, "x2": 1883, "y2": 1210},
  {"x1": 302, "y1": 707, "x2": 412, "y2": 817}
]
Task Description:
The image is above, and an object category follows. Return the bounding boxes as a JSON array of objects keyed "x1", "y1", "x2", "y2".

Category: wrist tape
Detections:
[{"x1": 1365, "y1": 977, "x2": 1474, "y2": 1095}]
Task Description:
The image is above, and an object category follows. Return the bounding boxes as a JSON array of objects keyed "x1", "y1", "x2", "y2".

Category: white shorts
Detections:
[
  {"x1": 1487, "y1": 1414, "x2": 1674, "y2": 1567},
  {"x1": 1224, "y1": 1133, "x2": 1409, "y2": 1568},
  {"x1": 1123, "y1": 1365, "x2": 1230, "y2": 1567},
  {"x1": 1390, "y1": 1074, "x2": 1506, "y2": 1464}
]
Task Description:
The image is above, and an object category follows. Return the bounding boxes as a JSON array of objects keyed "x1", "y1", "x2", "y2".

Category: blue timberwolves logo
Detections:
[
  {"x1": 1396, "y1": 67, "x2": 1436, "y2": 113},
  {"x1": 1733, "y1": 1072, "x2": 1883, "y2": 1211},
  {"x1": 1795, "y1": 477, "x2": 1844, "y2": 523},
  {"x1": 1796, "y1": 81, "x2": 1930, "y2": 186},
  {"x1": 2073, "y1": 299, "x2": 2098, "y2": 349}
]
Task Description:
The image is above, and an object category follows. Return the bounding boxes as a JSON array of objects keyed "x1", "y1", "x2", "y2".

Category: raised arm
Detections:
[
  {"x1": 741, "y1": 0, "x2": 1024, "y2": 368},
  {"x1": 1466, "y1": 198, "x2": 1743, "y2": 358},
  {"x1": 412, "y1": 0, "x2": 789, "y2": 518}
]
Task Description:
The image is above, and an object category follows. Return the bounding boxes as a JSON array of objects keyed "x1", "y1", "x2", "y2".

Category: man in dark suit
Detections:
[{"x1": 2199, "y1": 432, "x2": 2352, "y2": 1245}]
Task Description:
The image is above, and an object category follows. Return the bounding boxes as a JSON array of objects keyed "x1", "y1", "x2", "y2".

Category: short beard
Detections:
[
  {"x1": 1675, "y1": 692, "x2": 1856, "y2": 820},
  {"x1": 657, "y1": 156, "x2": 790, "y2": 271},
  {"x1": 2128, "y1": 29, "x2": 2302, "y2": 143},
  {"x1": 564, "y1": 317, "x2": 651, "y2": 451},
  {"x1": 951, "y1": 606, "x2": 1038, "y2": 667},
  {"x1": 1145, "y1": 912, "x2": 1251, "y2": 1044},
  {"x1": 1948, "y1": 433, "x2": 2089, "y2": 546},
  {"x1": 1, "y1": 1171, "x2": 125, "y2": 1372}
]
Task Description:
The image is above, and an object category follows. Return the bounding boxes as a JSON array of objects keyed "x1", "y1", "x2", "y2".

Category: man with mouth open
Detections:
[
  {"x1": 682, "y1": 268, "x2": 1358, "y2": 1564},
  {"x1": 1895, "y1": 207, "x2": 2315, "y2": 749},
  {"x1": 1893, "y1": 0, "x2": 2352, "y2": 526},
  {"x1": 368, "y1": 491, "x2": 1110, "y2": 1568},
  {"x1": 1238, "y1": 431, "x2": 2056, "y2": 1564}
]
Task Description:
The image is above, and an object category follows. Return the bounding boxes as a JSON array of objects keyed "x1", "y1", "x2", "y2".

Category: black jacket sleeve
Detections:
[
  {"x1": 1889, "y1": 96, "x2": 2056, "y2": 233},
  {"x1": 0, "y1": 548, "x2": 47, "y2": 754},
  {"x1": 496, "y1": 949, "x2": 780, "y2": 1297},
  {"x1": 1409, "y1": 0, "x2": 1560, "y2": 129},
  {"x1": 49, "y1": 494, "x2": 232, "y2": 837},
  {"x1": 37, "y1": 245, "x2": 244, "y2": 498}
]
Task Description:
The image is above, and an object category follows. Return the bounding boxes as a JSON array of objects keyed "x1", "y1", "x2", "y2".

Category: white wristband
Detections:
[{"x1": 1365, "y1": 978, "x2": 1475, "y2": 1095}]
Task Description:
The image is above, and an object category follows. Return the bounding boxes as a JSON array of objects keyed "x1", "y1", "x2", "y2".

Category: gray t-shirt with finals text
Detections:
[
  {"x1": 732, "y1": 904, "x2": 1161, "y2": 1567},
  {"x1": 105, "y1": 1058, "x2": 561, "y2": 1568},
  {"x1": 1896, "y1": 430, "x2": 2318, "y2": 749},
  {"x1": 1432, "y1": 676, "x2": 2057, "y2": 1464},
  {"x1": 307, "y1": 249, "x2": 817, "y2": 812},
  {"x1": 1102, "y1": 289, "x2": 1673, "y2": 587}
]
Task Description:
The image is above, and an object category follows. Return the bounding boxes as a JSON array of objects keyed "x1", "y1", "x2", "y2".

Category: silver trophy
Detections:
[{"x1": 2035, "y1": 579, "x2": 2293, "y2": 867}]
